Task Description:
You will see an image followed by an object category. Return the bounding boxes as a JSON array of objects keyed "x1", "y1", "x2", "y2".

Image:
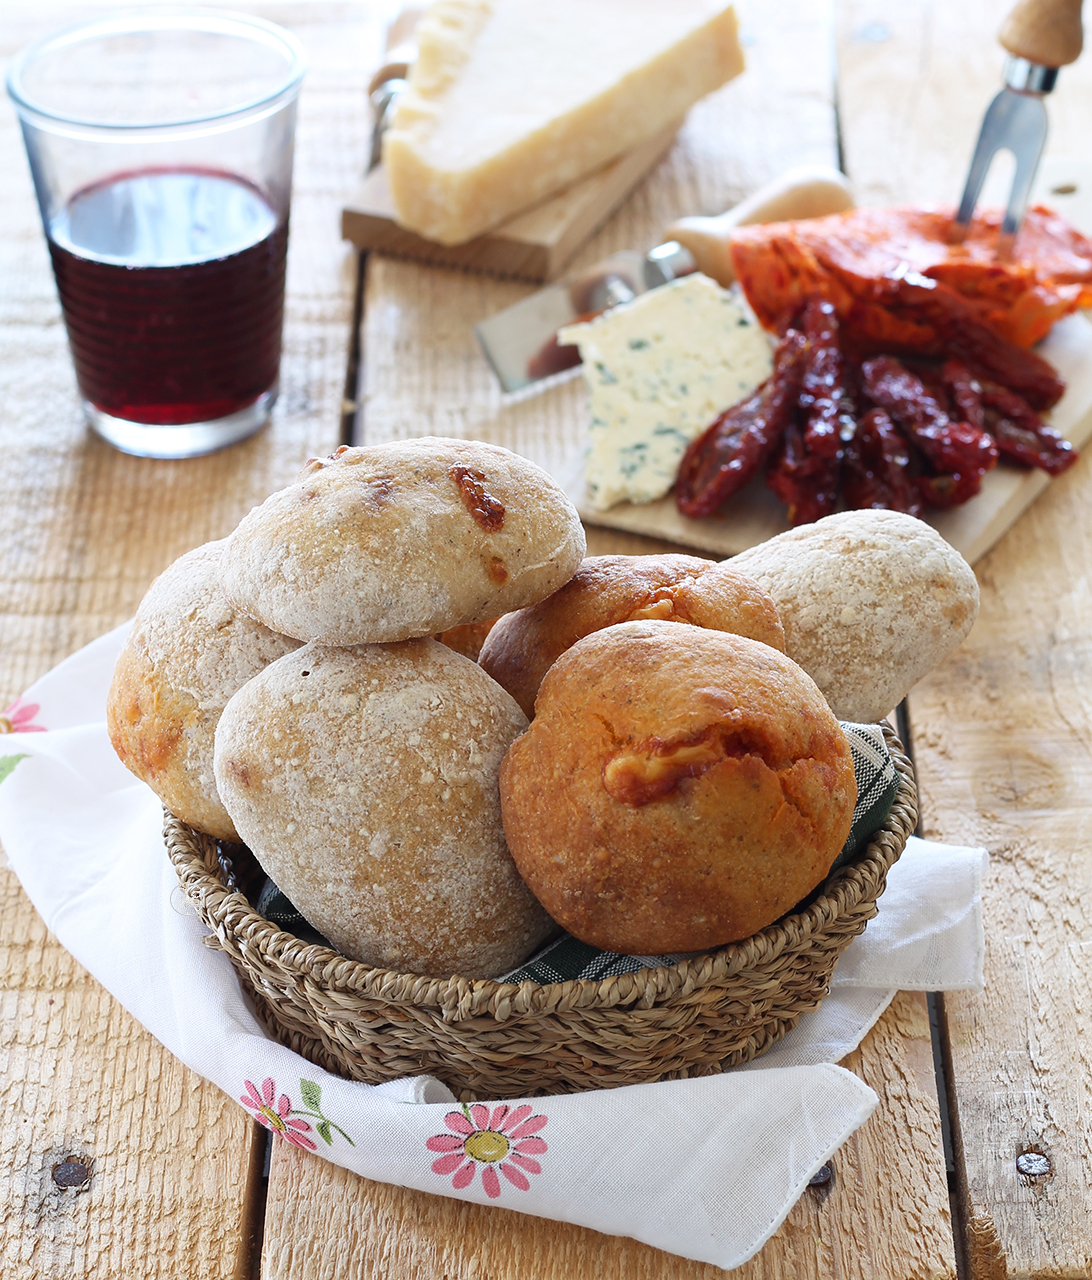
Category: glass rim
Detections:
[{"x1": 5, "y1": 7, "x2": 307, "y2": 133}]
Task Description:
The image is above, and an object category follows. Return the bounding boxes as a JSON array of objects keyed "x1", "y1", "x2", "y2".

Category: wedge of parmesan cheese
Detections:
[
  {"x1": 383, "y1": 0, "x2": 744, "y2": 246},
  {"x1": 559, "y1": 274, "x2": 773, "y2": 511}
]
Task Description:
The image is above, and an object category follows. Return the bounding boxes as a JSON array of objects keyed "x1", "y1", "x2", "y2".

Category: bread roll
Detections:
[
  {"x1": 106, "y1": 540, "x2": 300, "y2": 840},
  {"x1": 214, "y1": 639, "x2": 555, "y2": 978},
  {"x1": 219, "y1": 437, "x2": 586, "y2": 645},
  {"x1": 480, "y1": 554, "x2": 785, "y2": 717},
  {"x1": 499, "y1": 621, "x2": 857, "y2": 954},
  {"x1": 435, "y1": 617, "x2": 498, "y2": 662},
  {"x1": 729, "y1": 509, "x2": 979, "y2": 722}
]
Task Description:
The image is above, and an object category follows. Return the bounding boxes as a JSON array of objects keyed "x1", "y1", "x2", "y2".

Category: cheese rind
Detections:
[
  {"x1": 559, "y1": 274, "x2": 773, "y2": 511},
  {"x1": 383, "y1": 0, "x2": 744, "y2": 246}
]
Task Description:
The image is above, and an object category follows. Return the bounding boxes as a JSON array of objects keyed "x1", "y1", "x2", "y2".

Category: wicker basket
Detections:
[{"x1": 166, "y1": 724, "x2": 917, "y2": 1101}]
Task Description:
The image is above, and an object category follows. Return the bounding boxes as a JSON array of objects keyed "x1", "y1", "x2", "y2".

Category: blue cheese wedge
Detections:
[{"x1": 558, "y1": 273, "x2": 773, "y2": 510}]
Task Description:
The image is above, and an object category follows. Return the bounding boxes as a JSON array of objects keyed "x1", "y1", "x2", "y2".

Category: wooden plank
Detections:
[
  {"x1": 286, "y1": 3, "x2": 956, "y2": 1277},
  {"x1": 0, "y1": 3, "x2": 380, "y2": 1276},
  {"x1": 839, "y1": 1, "x2": 1092, "y2": 1275},
  {"x1": 908, "y1": 466, "x2": 1092, "y2": 1279},
  {"x1": 261, "y1": 993, "x2": 954, "y2": 1280},
  {"x1": 342, "y1": 124, "x2": 681, "y2": 283}
]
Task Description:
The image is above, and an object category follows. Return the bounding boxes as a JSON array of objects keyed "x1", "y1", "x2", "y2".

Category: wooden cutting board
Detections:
[
  {"x1": 341, "y1": 123, "x2": 679, "y2": 283},
  {"x1": 561, "y1": 310, "x2": 1092, "y2": 565}
]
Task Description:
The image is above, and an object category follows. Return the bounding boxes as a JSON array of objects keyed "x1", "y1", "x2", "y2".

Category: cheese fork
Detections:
[{"x1": 953, "y1": 0, "x2": 1084, "y2": 254}]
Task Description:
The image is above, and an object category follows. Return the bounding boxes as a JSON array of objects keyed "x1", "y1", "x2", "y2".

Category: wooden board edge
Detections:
[{"x1": 340, "y1": 124, "x2": 680, "y2": 283}]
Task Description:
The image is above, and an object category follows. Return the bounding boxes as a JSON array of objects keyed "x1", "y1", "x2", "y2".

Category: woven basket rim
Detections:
[{"x1": 166, "y1": 722, "x2": 916, "y2": 1018}]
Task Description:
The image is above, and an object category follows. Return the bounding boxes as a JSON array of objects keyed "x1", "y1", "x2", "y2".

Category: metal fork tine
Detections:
[
  {"x1": 1001, "y1": 99, "x2": 1048, "y2": 237},
  {"x1": 953, "y1": 54, "x2": 1059, "y2": 251},
  {"x1": 955, "y1": 94, "x2": 1008, "y2": 230}
]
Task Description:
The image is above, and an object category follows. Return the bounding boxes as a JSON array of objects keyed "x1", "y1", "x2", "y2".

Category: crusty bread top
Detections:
[
  {"x1": 730, "y1": 509, "x2": 979, "y2": 722},
  {"x1": 129, "y1": 540, "x2": 301, "y2": 709},
  {"x1": 219, "y1": 437, "x2": 587, "y2": 645}
]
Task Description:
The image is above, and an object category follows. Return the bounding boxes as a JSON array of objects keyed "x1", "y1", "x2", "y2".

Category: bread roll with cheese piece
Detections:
[
  {"x1": 729, "y1": 510, "x2": 979, "y2": 722},
  {"x1": 106, "y1": 540, "x2": 301, "y2": 840},
  {"x1": 480, "y1": 554, "x2": 785, "y2": 718},
  {"x1": 499, "y1": 621, "x2": 857, "y2": 954},
  {"x1": 214, "y1": 639, "x2": 555, "y2": 979},
  {"x1": 219, "y1": 438, "x2": 586, "y2": 646}
]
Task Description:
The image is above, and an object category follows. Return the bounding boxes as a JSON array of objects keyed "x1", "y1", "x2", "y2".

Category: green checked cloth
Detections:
[{"x1": 255, "y1": 721, "x2": 900, "y2": 984}]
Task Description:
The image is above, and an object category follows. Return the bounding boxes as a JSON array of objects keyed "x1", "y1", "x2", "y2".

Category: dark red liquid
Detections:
[{"x1": 48, "y1": 169, "x2": 287, "y2": 425}]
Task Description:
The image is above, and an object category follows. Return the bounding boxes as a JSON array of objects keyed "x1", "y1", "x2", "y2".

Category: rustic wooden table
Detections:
[{"x1": 2, "y1": 2, "x2": 1090, "y2": 1277}]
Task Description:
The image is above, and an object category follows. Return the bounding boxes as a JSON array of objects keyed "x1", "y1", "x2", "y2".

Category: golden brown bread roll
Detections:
[
  {"x1": 435, "y1": 617, "x2": 498, "y2": 662},
  {"x1": 499, "y1": 621, "x2": 857, "y2": 954},
  {"x1": 479, "y1": 554, "x2": 785, "y2": 718},
  {"x1": 214, "y1": 638, "x2": 556, "y2": 978},
  {"x1": 106, "y1": 540, "x2": 301, "y2": 840}
]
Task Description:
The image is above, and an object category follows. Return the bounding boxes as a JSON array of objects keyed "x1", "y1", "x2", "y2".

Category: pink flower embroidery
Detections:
[
  {"x1": 427, "y1": 1102, "x2": 548, "y2": 1198},
  {"x1": 241, "y1": 1078, "x2": 317, "y2": 1151},
  {"x1": 0, "y1": 699, "x2": 45, "y2": 734}
]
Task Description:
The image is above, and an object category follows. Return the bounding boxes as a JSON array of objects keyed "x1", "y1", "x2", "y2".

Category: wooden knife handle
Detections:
[
  {"x1": 999, "y1": 0, "x2": 1083, "y2": 67},
  {"x1": 662, "y1": 166, "x2": 854, "y2": 288}
]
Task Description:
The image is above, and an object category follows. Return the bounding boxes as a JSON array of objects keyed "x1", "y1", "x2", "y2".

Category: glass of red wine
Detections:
[{"x1": 6, "y1": 11, "x2": 305, "y2": 458}]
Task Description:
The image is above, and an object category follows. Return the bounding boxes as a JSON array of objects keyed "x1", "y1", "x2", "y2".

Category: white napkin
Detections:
[{"x1": 0, "y1": 625, "x2": 986, "y2": 1271}]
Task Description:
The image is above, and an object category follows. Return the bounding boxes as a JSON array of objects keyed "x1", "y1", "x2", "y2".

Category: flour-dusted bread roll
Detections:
[
  {"x1": 480, "y1": 554, "x2": 785, "y2": 717},
  {"x1": 219, "y1": 438, "x2": 587, "y2": 645},
  {"x1": 729, "y1": 510, "x2": 979, "y2": 722},
  {"x1": 106, "y1": 540, "x2": 301, "y2": 840},
  {"x1": 499, "y1": 621, "x2": 857, "y2": 954},
  {"x1": 214, "y1": 639, "x2": 556, "y2": 979}
]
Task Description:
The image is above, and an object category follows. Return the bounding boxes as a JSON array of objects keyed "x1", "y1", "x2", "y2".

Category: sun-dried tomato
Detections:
[
  {"x1": 728, "y1": 205, "x2": 1092, "y2": 353},
  {"x1": 676, "y1": 328, "x2": 807, "y2": 518},
  {"x1": 977, "y1": 379, "x2": 1077, "y2": 474},
  {"x1": 799, "y1": 297, "x2": 855, "y2": 459},
  {"x1": 917, "y1": 468, "x2": 990, "y2": 509},
  {"x1": 860, "y1": 355, "x2": 999, "y2": 477},
  {"x1": 872, "y1": 271, "x2": 1065, "y2": 409},
  {"x1": 766, "y1": 420, "x2": 842, "y2": 525},
  {"x1": 842, "y1": 407, "x2": 922, "y2": 516},
  {"x1": 939, "y1": 360, "x2": 986, "y2": 430}
]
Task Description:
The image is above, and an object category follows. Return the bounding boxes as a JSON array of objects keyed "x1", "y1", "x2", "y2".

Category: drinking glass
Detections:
[{"x1": 6, "y1": 10, "x2": 306, "y2": 458}]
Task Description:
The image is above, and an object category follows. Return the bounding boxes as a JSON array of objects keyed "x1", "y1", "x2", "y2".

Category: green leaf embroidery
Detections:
[
  {"x1": 0, "y1": 754, "x2": 29, "y2": 785},
  {"x1": 290, "y1": 1078, "x2": 355, "y2": 1148}
]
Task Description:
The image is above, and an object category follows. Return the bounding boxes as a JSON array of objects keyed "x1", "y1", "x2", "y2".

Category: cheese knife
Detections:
[
  {"x1": 474, "y1": 165, "x2": 854, "y2": 394},
  {"x1": 952, "y1": 0, "x2": 1084, "y2": 254},
  {"x1": 366, "y1": 7, "x2": 424, "y2": 171}
]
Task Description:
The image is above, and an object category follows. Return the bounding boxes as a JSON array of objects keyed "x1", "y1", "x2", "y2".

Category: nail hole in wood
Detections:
[
  {"x1": 1016, "y1": 1151, "x2": 1051, "y2": 1177},
  {"x1": 52, "y1": 1157, "x2": 91, "y2": 1189}
]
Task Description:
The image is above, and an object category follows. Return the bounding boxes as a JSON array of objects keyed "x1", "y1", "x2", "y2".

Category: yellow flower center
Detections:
[
  {"x1": 259, "y1": 1105, "x2": 287, "y2": 1133},
  {"x1": 0, "y1": 716, "x2": 13, "y2": 734},
  {"x1": 463, "y1": 1130, "x2": 509, "y2": 1163}
]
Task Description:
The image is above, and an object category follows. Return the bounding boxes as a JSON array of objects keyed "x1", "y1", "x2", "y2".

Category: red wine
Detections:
[{"x1": 48, "y1": 169, "x2": 287, "y2": 426}]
